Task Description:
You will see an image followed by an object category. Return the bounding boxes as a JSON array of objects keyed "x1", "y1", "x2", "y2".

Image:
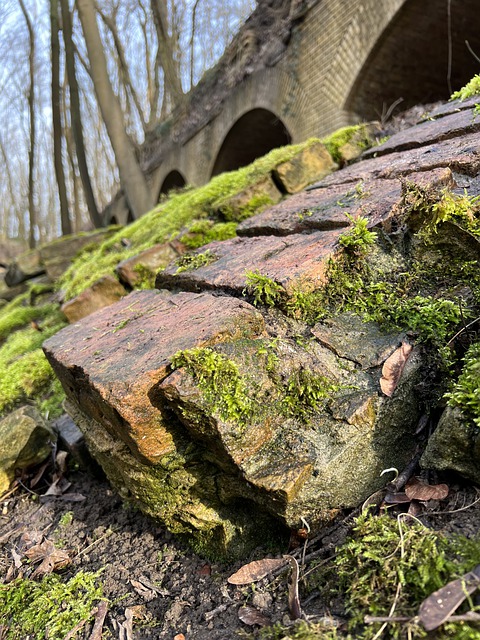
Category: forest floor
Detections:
[{"x1": 0, "y1": 451, "x2": 479, "y2": 639}]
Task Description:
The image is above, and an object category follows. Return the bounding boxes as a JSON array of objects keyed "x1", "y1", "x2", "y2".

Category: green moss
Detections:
[
  {"x1": 181, "y1": 220, "x2": 238, "y2": 250},
  {"x1": 282, "y1": 368, "x2": 340, "y2": 422},
  {"x1": 132, "y1": 263, "x2": 157, "y2": 289},
  {"x1": 0, "y1": 571, "x2": 104, "y2": 639},
  {"x1": 309, "y1": 512, "x2": 480, "y2": 640},
  {"x1": 244, "y1": 271, "x2": 286, "y2": 307},
  {"x1": 175, "y1": 249, "x2": 217, "y2": 273},
  {"x1": 445, "y1": 341, "x2": 480, "y2": 427},
  {"x1": 321, "y1": 124, "x2": 373, "y2": 164},
  {"x1": 0, "y1": 312, "x2": 66, "y2": 416},
  {"x1": 171, "y1": 347, "x2": 253, "y2": 422},
  {"x1": 338, "y1": 214, "x2": 377, "y2": 254},
  {"x1": 0, "y1": 300, "x2": 59, "y2": 341},
  {"x1": 219, "y1": 193, "x2": 275, "y2": 222},
  {"x1": 450, "y1": 74, "x2": 480, "y2": 101},
  {"x1": 59, "y1": 138, "x2": 322, "y2": 300}
]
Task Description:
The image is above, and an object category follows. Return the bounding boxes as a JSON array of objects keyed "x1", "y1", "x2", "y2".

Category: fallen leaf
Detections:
[
  {"x1": 173, "y1": 635, "x2": 186, "y2": 640},
  {"x1": 130, "y1": 578, "x2": 156, "y2": 601},
  {"x1": 284, "y1": 554, "x2": 302, "y2": 620},
  {"x1": 405, "y1": 477, "x2": 449, "y2": 501},
  {"x1": 196, "y1": 563, "x2": 211, "y2": 576},
  {"x1": 43, "y1": 476, "x2": 71, "y2": 496},
  {"x1": 384, "y1": 491, "x2": 411, "y2": 504},
  {"x1": 418, "y1": 564, "x2": 480, "y2": 631},
  {"x1": 88, "y1": 601, "x2": 108, "y2": 640},
  {"x1": 238, "y1": 606, "x2": 271, "y2": 627},
  {"x1": 227, "y1": 557, "x2": 286, "y2": 585},
  {"x1": 380, "y1": 342, "x2": 412, "y2": 397},
  {"x1": 24, "y1": 539, "x2": 70, "y2": 576}
]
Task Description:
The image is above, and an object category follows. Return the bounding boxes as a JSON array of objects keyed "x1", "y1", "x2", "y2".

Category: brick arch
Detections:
[
  {"x1": 210, "y1": 108, "x2": 291, "y2": 178},
  {"x1": 344, "y1": 0, "x2": 480, "y2": 120},
  {"x1": 207, "y1": 66, "x2": 310, "y2": 179},
  {"x1": 159, "y1": 170, "x2": 186, "y2": 196}
]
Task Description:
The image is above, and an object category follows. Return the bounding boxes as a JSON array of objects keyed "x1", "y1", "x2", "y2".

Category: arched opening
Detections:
[
  {"x1": 126, "y1": 210, "x2": 135, "y2": 224},
  {"x1": 159, "y1": 170, "x2": 186, "y2": 197},
  {"x1": 211, "y1": 108, "x2": 291, "y2": 177},
  {"x1": 347, "y1": 0, "x2": 480, "y2": 121},
  {"x1": 109, "y1": 215, "x2": 118, "y2": 226}
]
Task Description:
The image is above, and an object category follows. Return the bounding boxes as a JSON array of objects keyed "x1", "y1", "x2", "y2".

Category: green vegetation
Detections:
[
  {"x1": 321, "y1": 124, "x2": 374, "y2": 164},
  {"x1": 244, "y1": 271, "x2": 286, "y2": 307},
  {"x1": 338, "y1": 214, "x2": 377, "y2": 254},
  {"x1": 450, "y1": 74, "x2": 480, "y2": 101},
  {"x1": 282, "y1": 368, "x2": 340, "y2": 421},
  {"x1": 0, "y1": 571, "x2": 104, "y2": 639},
  {"x1": 0, "y1": 295, "x2": 59, "y2": 341},
  {"x1": 171, "y1": 347, "x2": 253, "y2": 422},
  {"x1": 308, "y1": 512, "x2": 480, "y2": 640},
  {"x1": 446, "y1": 341, "x2": 480, "y2": 427},
  {"x1": 218, "y1": 193, "x2": 276, "y2": 222},
  {"x1": 181, "y1": 219, "x2": 238, "y2": 249},
  {"x1": 59, "y1": 138, "x2": 323, "y2": 301},
  {"x1": 0, "y1": 312, "x2": 67, "y2": 416},
  {"x1": 175, "y1": 249, "x2": 217, "y2": 273}
]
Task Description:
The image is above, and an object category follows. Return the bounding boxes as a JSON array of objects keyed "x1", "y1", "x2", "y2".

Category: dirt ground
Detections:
[{"x1": 1, "y1": 440, "x2": 479, "y2": 640}]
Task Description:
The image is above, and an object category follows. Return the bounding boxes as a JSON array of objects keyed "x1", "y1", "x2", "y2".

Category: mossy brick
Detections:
[
  {"x1": 309, "y1": 132, "x2": 480, "y2": 189},
  {"x1": 115, "y1": 242, "x2": 183, "y2": 287},
  {"x1": 43, "y1": 289, "x2": 266, "y2": 464},
  {"x1": 273, "y1": 142, "x2": 337, "y2": 193},
  {"x1": 156, "y1": 229, "x2": 345, "y2": 296},
  {"x1": 39, "y1": 228, "x2": 118, "y2": 280},
  {"x1": 61, "y1": 275, "x2": 127, "y2": 323}
]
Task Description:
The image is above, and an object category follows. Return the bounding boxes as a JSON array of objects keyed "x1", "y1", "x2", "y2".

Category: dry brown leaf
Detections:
[
  {"x1": 88, "y1": 601, "x2": 108, "y2": 640},
  {"x1": 405, "y1": 477, "x2": 449, "y2": 502},
  {"x1": 238, "y1": 606, "x2": 271, "y2": 627},
  {"x1": 380, "y1": 342, "x2": 413, "y2": 396},
  {"x1": 24, "y1": 539, "x2": 70, "y2": 576},
  {"x1": 130, "y1": 578, "x2": 156, "y2": 601},
  {"x1": 227, "y1": 557, "x2": 286, "y2": 585},
  {"x1": 285, "y1": 554, "x2": 302, "y2": 620},
  {"x1": 384, "y1": 491, "x2": 411, "y2": 504},
  {"x1": 418, "y1": 564, "x2": 480, "y2": 631}
]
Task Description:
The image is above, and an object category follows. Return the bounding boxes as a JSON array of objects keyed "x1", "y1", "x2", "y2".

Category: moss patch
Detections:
[
  {"x1": 321, "y1": 124, "x2": 373, "y2": 164},
  {"x1": 450, "y1": 74, "x2": 480, "y2": 101},
  {"x1": 446, "y1": 341, "x2": 480, "y2": 427},
  {"x1": 0, "y1": 312, "x2": 67, "y2": 416},
  {"x1": 0, "y1": 571, "x2": 104, "y2": 639}
]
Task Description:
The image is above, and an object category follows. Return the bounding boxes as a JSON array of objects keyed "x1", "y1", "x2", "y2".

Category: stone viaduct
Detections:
[{"x1": 106, "y1": 0, "x2": 480, "y2": 225}]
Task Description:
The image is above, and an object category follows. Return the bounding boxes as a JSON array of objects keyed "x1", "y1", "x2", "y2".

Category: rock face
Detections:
[
  {"x1": 42, "y1": 97, "x2": 480, "y2": 557},
  {"x1": 0, "y1": 406, "x2": 55, "y2": 495},
  {"x1": 61, "y1": 275, "x2": 127, "y2": 323},
  {"x1": 45, "y1": 289, "x2": 423, "y2": 557}
]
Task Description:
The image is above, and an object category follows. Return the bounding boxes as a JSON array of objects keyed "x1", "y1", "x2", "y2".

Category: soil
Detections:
[{"x1": 1, "y1": 447, "x2": 479, "y2": 640}]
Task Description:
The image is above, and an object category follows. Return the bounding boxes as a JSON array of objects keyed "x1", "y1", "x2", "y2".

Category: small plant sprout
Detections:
[
  {"x1": 338, "y1": 214, "x2": 377, "y2": 254},
  {"x1": 244, "y1": 271, "x2": 286, "y2": 307}
]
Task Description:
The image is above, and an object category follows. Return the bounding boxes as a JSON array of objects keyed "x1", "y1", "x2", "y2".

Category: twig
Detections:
[
  {"x1": 73, "y1": 529, "x2": 113, "y2": 559},
  {"x1": 465, "y1": 40, "x2": 480, "y2": 65},
  {"x1": 447, "y1": 315, "x2": 480, "y2": 345},
  {"x1": 447, "y1": 0, "x2": 453, "y2": 95}
]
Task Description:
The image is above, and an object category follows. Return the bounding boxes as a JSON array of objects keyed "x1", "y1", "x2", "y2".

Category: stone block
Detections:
[
  {"x1": 274, "y1": 142, "x2": 337, "y2": 194},
  {"x1": 0, "y1": 406, "x2": 55, "y2": 495},
  {"x1": 5, "y1": 249, "x2": 44, "y2": 287},
  {"x1": 156, "y1": 229, "x2": 344, "y2": 296},
  {"x1": 115, "y1": 242, "x2": 183, "y2": 288},
  {"x1": 61, "y1": 275, "x2": 127, "y2": 323},
  {"x1": 44, "y1": 289, "x2": 266, "y2": 464},
  {"x1": 214, "y1": 175, "x2": 283, "y2": 222},
  {"x1": 40, "y1": 228, "x2": 117, "y2": 281}
]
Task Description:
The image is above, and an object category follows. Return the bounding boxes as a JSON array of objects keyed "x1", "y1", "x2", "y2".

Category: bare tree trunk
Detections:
[
  {"x1": 50, "y1": 0, "x2": 72, "y2": 236},
  {"x1": 60, "y1": 0, "x2": 103, "y2": 228},
  {"x1": 150, "y1": 0, "x2": 184, "y2": 109},
  {"x1": 18, "y1": 0, "x2": 37, "y2": 248},
  {"x1": 76, "y1": 0, "x2": 154, "y2": 219}
]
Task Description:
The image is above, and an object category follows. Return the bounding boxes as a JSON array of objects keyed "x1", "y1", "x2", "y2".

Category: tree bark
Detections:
[
  {"x1": 76, "y1": 0, "x2": 154, "y2": 219},
  {"x1": 150, "y1": 0, "x2": 184, "y2": 109},
  {"x1": 60, "y1": 0, "x2": 103, "y2": 228},
  {"x1": 50, "y1": 0, "x2": 72, "y2": 236},
  {"x1": 18, "y1": 0, "x2": 37, "y2": 248}
]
